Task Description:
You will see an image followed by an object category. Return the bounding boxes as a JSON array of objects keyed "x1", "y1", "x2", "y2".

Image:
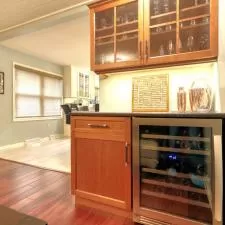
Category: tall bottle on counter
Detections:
[{"x1": 177, "y1": 87, "x2": 186, "y2": 112}]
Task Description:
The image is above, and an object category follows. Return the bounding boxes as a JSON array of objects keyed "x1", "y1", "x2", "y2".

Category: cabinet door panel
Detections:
[
  {"x1": 179, "y1": 0, "x2": 210, "y2": 53},
  {"x1": 148, "y1": 0, "x2": 177, "y2": 58},
  {"x1": 95, "y1": 8, "x2": 114, "y2": 65},
  {"x1": 100, "y1": 140, "x2": 131, "y2": 209},
  {"x1": 144, "y1": 0, "x2": 217, "y2": 66},
  {"x1": 90, "y1": 0, "x2": 143, "y2": 72},
  {"x1": 116, "y1": 1, "x2": 139, "y2": 63},
  {"x1": 76, "y1": 138, "x2": 101, "y2": 195}
]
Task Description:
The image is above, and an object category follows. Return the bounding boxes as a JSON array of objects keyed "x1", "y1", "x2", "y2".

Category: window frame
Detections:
[{"x1": 13, "y1": 62, "x2": 63, "y2": 122}]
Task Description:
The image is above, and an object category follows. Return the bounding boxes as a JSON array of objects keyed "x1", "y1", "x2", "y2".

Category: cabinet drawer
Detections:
[{"x1": 71, "y1": 116, "x2": 131, "y2": 142}]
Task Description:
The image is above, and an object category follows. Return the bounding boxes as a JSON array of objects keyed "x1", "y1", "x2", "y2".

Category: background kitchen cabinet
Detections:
[
  {"x1": 63, "y1": 66, "x2": 98, "y2": 99},
  {"x1": 71, "y1": 116, "x2": 131, "y2": 211},
  {"x1": 63, "y1": 67, "x2": 99, "y2": 137},
  {"x1": 89, "y1": 0, "x2": 218, "y2": 73}
]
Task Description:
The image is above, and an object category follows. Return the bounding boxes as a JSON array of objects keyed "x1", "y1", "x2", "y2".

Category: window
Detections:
[{"x1": 14, "y1": 64, "x2": 63, "y2": 120}]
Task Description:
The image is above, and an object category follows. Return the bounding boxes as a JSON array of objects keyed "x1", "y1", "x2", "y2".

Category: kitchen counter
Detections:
[{"x1": 71, "y1": 111, "x2": 225, "y2": 119}]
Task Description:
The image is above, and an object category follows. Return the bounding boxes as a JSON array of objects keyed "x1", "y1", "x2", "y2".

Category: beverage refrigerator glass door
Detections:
[{"x1": 132, "y1": 117, "x2": 223, "y2": 225}]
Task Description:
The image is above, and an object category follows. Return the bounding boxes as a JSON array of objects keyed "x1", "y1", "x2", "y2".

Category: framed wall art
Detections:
[
  {"x1": 0, "y1": 72, "x2": 4, "y2": 94},
  {"x1": 132, "y1": 74, "x2": 169, "y2": 112}
]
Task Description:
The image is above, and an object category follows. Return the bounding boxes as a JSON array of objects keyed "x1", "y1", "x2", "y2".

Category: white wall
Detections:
[
  {"x1": 217, "y1": 0, "x2": 225, "y2": 112},
  {"x1": 100, "y1": 62, "x2": 220, "y2": 113}
]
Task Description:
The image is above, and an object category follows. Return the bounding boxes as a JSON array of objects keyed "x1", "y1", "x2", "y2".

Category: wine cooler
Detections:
[{"x1": 132, "y1": 118, "x2": 223, "y2": 225}]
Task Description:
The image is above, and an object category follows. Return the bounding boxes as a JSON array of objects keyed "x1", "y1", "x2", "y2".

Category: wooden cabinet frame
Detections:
[
  {"x1": 89, "y1": 0, "x2": 218, "y2": 73},
  {"x1": 143, "y1": 0, "x2": 218, "y2": 66},
  {"x1": 71, "y1": 116, "x2": 132, "y2": 211},
  {"x1": 90, "y1": 0, "x2": 144, "y2": 72}
]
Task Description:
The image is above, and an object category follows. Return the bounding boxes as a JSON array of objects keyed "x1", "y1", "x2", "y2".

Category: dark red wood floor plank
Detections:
[{"x1": 0, "y1": 159, "x2": 134, "y2": 225}]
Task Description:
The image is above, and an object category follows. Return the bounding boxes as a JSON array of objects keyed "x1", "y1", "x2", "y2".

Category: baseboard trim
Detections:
[
  {"x1": 49, "y1": 134, "x2": 64, "y2": 140},
  {"x1": 0, "y1": 158, "x2": 70, "y2": 174},
  {"x1": 0, "y1": 142, "x2": 24, "y2": 151}
]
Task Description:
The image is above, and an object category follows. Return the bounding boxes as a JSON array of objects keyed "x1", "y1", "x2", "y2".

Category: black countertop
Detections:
[{"x1": 71, "y1": 111, "x2": 225, "y2": 119}]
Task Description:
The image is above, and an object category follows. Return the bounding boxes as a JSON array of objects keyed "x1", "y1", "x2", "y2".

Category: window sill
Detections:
[{"x1": 13, "y1": 116, "x2": 63, "y2": 122}]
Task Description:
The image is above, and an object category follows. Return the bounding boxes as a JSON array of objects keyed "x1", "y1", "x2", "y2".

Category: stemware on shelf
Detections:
[
  {"x1": 153, "y1": 0, "x2": 160, "y2": 15},
  {"x1": 167, "y1": 40, "x2": 174, "y2": 55},
  {"x1": 187, "y1": 35, "x2": 194, "y2": 52},
  {"x1": 163, "y1": 0, "x2": 169, "y2": 13},
  {"x1": 159, "y1": 44, "x2": 165, "y2": 56}
]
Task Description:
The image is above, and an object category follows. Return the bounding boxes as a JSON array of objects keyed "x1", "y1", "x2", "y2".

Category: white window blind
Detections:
[{"x1": 14, "y1": 65, "x2": 63, "y2": 119}]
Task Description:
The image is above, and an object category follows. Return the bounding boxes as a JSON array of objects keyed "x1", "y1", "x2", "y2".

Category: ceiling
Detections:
[
  {"x1": 1, "y1": 11, "x2": 90, "y2": 67},
  {"x1": 0, "y1": 0, "x2": 97, "y2": 67},
  {"x1": 0, "y1": 0, "x2": 95, "y2": 32}
]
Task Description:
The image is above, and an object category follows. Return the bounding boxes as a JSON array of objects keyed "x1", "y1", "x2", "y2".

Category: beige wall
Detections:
[{"x1": 99, "y1": 62, "x2": 220, "y2": 113}]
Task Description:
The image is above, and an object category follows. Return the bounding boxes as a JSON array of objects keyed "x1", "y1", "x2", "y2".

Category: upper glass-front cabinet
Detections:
[
  {"x1": 89, "y1": 0, "x2": 217, "y2": 72},
  {"x1": 149, "y1": 0, "x2": 177, "y2": 57},
  {"x1": 91, "y1": 0, "x2": 142, "y2": 71},
  {"x1": 179, "y1": 0, "x2": 210, "y2": 53}
]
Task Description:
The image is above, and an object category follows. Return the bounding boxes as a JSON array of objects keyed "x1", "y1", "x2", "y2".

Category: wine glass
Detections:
[
  {"x1": 159, "y1": 44, "x2": 165, "y2": 56},
  {"x1": 167, "y1": 40, "x2": 174, "y2": 55},
  {"x1": 153, "y1": 0, "x2": 159, "y2": 15},
  {"x1": 187, "y1": 35, "x2": 194, "y2": 52},
  {"x1": 163, "y1": 0, "x2": 169, "y2": 13},
  {"x1": 179, "y1": 38, "x2": 183, "y2": 51}
]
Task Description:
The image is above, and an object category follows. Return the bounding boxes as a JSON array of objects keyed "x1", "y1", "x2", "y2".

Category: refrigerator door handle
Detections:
[{"x1": 213, "y1": 135, "x2": 223, "y2": 223}]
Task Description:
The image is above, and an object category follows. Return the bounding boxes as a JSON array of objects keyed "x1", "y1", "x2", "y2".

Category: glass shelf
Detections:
[
  {"x1": 150, "y1": 10, "x2": 176, "y2": 19},
  {"x1": 95, "y1": 25, "x2": 114, "y2": 32},
  {"x1": 116, "y1": 20, "x2": 138, "y2": 27},
  {"x1": 180, "y1": 14, "x2": 210, "y2": 23},
  {"x1": 181, "y1": 3, "x2": 210, "y2": 12}
]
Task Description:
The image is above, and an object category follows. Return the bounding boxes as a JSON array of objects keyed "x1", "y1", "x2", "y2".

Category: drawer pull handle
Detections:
[
  {"x1": 125, "y1": 142, "x2": 128, "y2": 166},
  {"x1": 88, "y1": 123, "x2": 109, "y2": 128}
]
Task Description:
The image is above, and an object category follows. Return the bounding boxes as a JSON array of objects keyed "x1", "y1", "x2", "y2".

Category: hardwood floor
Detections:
[
  {"x1": 0, "y1": 159, "x2": 135, "y2": 225},
  {"x1": 0, "y1": 138, "x2": 70, "y2": 173}
]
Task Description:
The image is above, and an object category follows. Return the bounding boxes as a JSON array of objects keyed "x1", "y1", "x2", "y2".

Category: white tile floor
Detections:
[{"x1": 0, "y1": 138, "x2": 70, "y2": 173}]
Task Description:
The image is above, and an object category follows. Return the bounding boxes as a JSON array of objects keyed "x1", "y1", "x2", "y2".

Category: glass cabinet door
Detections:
[
  {"x1": 94, "y1": 0, "x2": 140, "y2": 67},
  {"x1": 149, "y1": 0, "x2": 177, "y2": 57},
  {"x1": 139, "y1": 125, "x2": 212, "y2": 224},
  {"x1": 116, "y1": 1, "x2": 139, "y2": 62},
  {"x1": 179, "y1": 0, "x2": 210, "y2": 53},
  {"x1": 95, "y1": 8, "x2": 114, "y2": 65}
]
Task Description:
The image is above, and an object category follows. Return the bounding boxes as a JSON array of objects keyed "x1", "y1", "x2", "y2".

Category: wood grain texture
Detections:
[
  {"x1": 0, "y1": 159, "x2": 134, "y2": 225},
  {"x1": 71, "y1": 116, "x2": 132, "y2": 211}
]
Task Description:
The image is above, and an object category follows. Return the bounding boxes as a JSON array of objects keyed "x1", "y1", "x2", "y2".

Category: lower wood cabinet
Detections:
[{"x1": 71, "y1": 116, "x2": 131, "y2": 211}]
